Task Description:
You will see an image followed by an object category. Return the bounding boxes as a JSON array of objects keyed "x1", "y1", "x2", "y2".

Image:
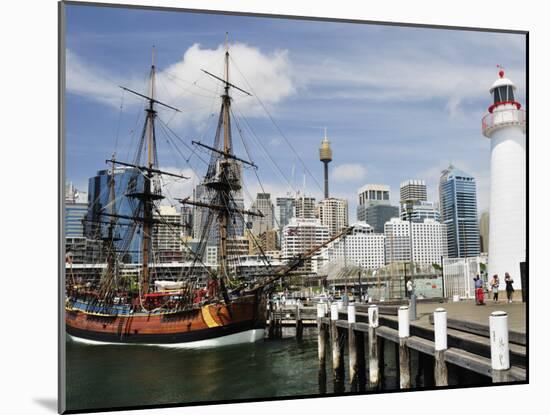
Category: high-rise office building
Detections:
[
  {"x1": 250, "y1": 193, "x2": 274, "y2": 236},
  {"x1": 358, "y1": 184, "x2": 391, "y2": 208},
  {"x1": 295, "y1": 195, "x2": 316, "y2": 219},
  {"x1": 281, "y1": 217, "x2": 330, "y2": 273},
  {"x1": 323, "y1": 222, "x2": 385, "y2": 270},
  {"x1": 275, "y1": 197, "x2": 296, "y2": 229},
  {"x1": 384, "y1": 218, "x2": 447, "y2": 265},
  {"x1": 357, "y1": 184, "x2": 398, "y2": 232},
  {"x1": 65, "y1": 182, "x2": 88, "y2": 238},
  {"x1": 439, "y1": 165, "x2": 480, "y2": 258},
  {"x1": 400, "y1": 179, "x2": 427, "y2": 203},
  {"x1": 86, "y1": 167, "x2": 143, "y2": 263},
  {"x1": 193, "y1": 179, "x2": 245, "y2": 244},
  {"x1": 400, "y1": 200, "x2": 440, "y2": 223},
  {"x1": 316, "y1": 198, "x2": 349, "y2": 237},
  {"x1": 152, "y1": 205, "x2": 182, "y2": 263},
  {"x1": 180, "y1": 205, "x2": 193, "y2": 239},
  {"x1": 360, "y1": 204, "x2": 399, "y2": 234}
]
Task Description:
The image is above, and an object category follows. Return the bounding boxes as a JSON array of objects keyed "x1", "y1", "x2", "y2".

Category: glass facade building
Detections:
[
  {"x1": 439, "y1": 165, "x2": 480, "y2": 258},
  {"x1": 86, "y1": 167, "x2": 144, "y2": 263}
]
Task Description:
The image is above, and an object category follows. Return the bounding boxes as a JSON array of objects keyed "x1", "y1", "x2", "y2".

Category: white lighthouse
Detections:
[{"x1": 482, "y1": 68, "x2": 526, "y2": 289}]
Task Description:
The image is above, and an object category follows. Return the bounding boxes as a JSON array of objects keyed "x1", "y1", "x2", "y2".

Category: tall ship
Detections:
[{"x1": 65, "y1": 40, "x2": 349, "y2": 347}]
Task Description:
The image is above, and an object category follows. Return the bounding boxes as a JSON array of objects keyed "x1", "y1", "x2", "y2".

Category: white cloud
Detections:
[
  {"x1": 331, "y1": 163, "x2": 368, "y2": 182},
  {"x1": 294, "y1": 34, "x2": 526, "y2": 117},
  {"x1": 157, "y1": 167, "x2": 201, "y2": 206},
  {"x1": 66, "y1": 42, "x2": 296, "y2": 127}
]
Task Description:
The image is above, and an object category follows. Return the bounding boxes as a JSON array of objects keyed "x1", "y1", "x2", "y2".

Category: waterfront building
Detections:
[
  {"x1": 86, "y1": 167, "x2": 143, "y2": 263},
  {"x1": 295, "y1": 195, "x2": 317, "y2": 219},
  {"x1": 152, "y1": 205, "x2": 182, "y2": 263},
  {"x1": 384, "y1": 218, "x2": 447, "y2": 265},
  {"x1": 323, "y1": 222, "x2": 385, "y2": 270},
  {"x1": 439, "y1": 165, "x2": 480, "y2": 258},
  {"x1": 400, "y1": 179, "x2": 427, "y2": 203},
  {"x1": 482, "y1": 69, "x2": 526, "y2": 287},
  {"x1": 400, "y1": 200, "x2": 440, "y2": 223},
  {"x1": 361, "y1": 204, "x2": 399, "y2": 234},
  {"x1": 357, "y1": 184, "x2": 398, "y2": 232},
  {"x1": 193, "y1": 177, "x2": 246, "y2": 245},
  {"x1": 250, "y1": 193, "x2": 274, "y2": 236},
  {"x1": 281, "y1": 217, "x2": 330, "y2": 273},
  {"x1": 250, "y1": 229, "x2": 279, "y2": 255},
  {"x1": 317, "y1": 197, "x2": 349, "y2": 237},
  {"x1": 275, "y1": 196, "x2": 296, "y2": 229},
  {"x1": 65, "y1": 182, "x2": 88, "y2": 238},
  {"x1": 180, "y1": 205, "x2": 193, "y2": 239}
]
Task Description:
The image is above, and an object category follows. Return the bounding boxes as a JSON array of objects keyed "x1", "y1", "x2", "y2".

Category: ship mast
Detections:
[
  {"x1": 141, "y1": 47, "x2": 156, "y2": 295},
  {"x1": 186, "y1": 34, "x2": 258, "y2": 304},
  {"x1": 109, "y1": 47, "x2": 185, "y2": 302}
]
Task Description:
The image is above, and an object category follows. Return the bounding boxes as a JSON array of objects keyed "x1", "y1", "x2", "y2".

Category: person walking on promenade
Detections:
[
  {"x1": 505, "y1": 272, "x2": 515, "y2": 303},
  {"x1": 474, "y1": 274, "x2": 485, "y2": 305},
  {"x1": 490, "y1": 274, "x2": 500, "y2": 302}
]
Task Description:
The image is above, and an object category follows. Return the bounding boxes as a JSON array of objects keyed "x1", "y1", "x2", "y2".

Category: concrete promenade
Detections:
[{"x1": 416, "y1": 298, "x2": 526, "y2": 333}]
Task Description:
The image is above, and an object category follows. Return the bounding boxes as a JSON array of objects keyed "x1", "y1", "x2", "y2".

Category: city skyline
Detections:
[{"x1": 65, "y1": 5, "x2": 526, "y2": 223}]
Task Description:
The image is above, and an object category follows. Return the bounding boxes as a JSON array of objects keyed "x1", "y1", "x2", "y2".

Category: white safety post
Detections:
[
  {"x1": 398, "y1": 306, "x2": 410, "y2": 339},
  {"x1": 434, "y1": 308, "x2": 447, "y2": 351},
  {"x1": 433, "y1": 307, "x2": 448, "y2": 386},
  {"x1": 330, "y1": 303, "x2": 339, "y2": 321},
  {"x1": 490, "y1": 311, "x2": 510, "y2": 382},
  {"x1": 368, "y1": 304, "x2": 379, "y2": 328},
  {"x1": 347, "y1": 303, "x2": 356, "y2": 323},
  {"x1": 317, "y1": 303, "x2": 325, "y2": 318}
]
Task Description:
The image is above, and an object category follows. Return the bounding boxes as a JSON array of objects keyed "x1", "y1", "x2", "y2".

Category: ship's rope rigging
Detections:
[{"x1": 75, "y1": 40, "x2": 343, "y2": 309}]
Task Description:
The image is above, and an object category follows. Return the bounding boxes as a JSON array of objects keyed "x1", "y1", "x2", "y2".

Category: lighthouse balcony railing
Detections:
[{"x1": 482, "y1": 108, "x2": 526, "y2": 137}]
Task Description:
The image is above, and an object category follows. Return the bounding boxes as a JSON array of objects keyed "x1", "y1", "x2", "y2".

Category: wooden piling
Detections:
[
  {"x1": 368, "y1": 305, "x2": 380, "y2": 389},
  {"x1": 296, "y1": 304, "x2": 303, "y2": 340},
  {"x1": 317, "y1": 304, "x2": 327, "y2": 393},
  {"x1": 330, "y1": 304, "x2": 345, "y2": 390},
  {"x1": 434, "y1": 350, "x2": 448, "y2": 386},
  {"x1": 347, "y1": 304, "x2": 358, "y2": 389},
  {"x1": 268, "y1": 301, "x2": 274, "y2": 339},
  {"x1": 398, "y1": 306, "x2": 411, "y2": 389}
]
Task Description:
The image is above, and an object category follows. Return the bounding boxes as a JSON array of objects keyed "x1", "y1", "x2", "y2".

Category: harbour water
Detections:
[
  {"x1": 66, "y1": 327, "x2": 489, "y2": 412},
  {"x1": 67, "y1": 328, "x2": 325, "y2": 411}
]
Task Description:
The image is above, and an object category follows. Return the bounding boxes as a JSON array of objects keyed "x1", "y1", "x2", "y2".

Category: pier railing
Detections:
[{"x1": 267, "y1": 300, "x2": 526, "y2": 390}]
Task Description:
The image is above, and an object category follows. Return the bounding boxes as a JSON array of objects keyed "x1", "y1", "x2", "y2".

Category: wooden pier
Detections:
[{"x1": 267, "y1": 299, "x2": 526, "y2": 391}]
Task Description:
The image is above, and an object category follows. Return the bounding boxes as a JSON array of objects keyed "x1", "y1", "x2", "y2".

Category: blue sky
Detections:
[{"x1": 64, "y1": 4, "x2": 526, "y2": 222}]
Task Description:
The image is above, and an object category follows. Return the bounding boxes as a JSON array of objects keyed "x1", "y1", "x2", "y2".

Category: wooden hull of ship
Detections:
[{"x1": 65, "y1": 294, "x2": 266, "y2": 347}]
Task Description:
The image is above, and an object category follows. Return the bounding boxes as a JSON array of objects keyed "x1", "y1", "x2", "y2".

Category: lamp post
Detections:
[{"x1": 405, "y1": 200, "x2": 417, "y2": 320}]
